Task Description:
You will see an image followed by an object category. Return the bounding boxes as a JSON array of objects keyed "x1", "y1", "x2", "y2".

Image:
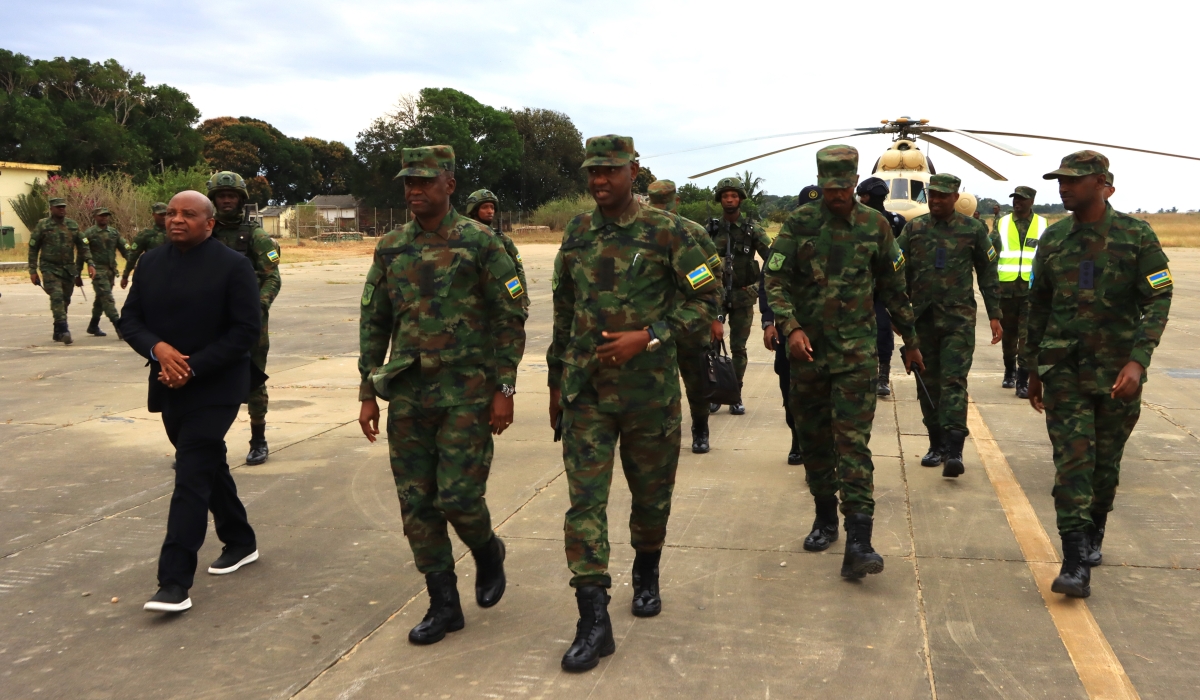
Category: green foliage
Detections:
[
  {"x1": 530, "y1": 193, "x2": 594, "y2": 231},
  {"x1": 739, "y1": 170, "x2": 765, "y2": 205},
  {"x1": 201, "y1": 116, "x2": 326, "y2": 206},
  {"x1": 7, "y1": 178, "x2": 47, "y2": 230},
  {"x1": 137, "y1": 165, "x2": 211, "y2": 205},
  {"x1": 677, "y1": 183, "x2": 713, "y2": 205},
  {"x1": 498, "y1": 107, "x2": 585, "y2": 210},
  {"x1": 633, "y1": 166, "x2": 656, "y2": 195},
  {"x1": 0, "y1": 50, "x2": 202, "y2": 177}
]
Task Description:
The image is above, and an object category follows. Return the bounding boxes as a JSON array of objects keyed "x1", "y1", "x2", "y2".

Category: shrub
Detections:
[{"x1": 531, "y1": 193, "x2": 593, "y2": 231}]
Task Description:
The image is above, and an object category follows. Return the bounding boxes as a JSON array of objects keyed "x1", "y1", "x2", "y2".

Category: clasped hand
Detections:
[{"x1": 153, "y1": 341, "x2": 191, "y2": 389}]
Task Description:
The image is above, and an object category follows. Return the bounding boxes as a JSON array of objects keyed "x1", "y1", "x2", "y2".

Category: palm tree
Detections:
[{"x1": 739, "y1": 170, "x2": 765, "y2": 205}]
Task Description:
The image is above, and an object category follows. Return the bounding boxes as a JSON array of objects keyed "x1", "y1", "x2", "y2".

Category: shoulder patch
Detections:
[
  {"x1": 1147, "y1": 269, "x2": 1173, "y2": 289},
  {"x1": 767, "y1": 251, "x2": 786, "y2": 272},
  {"x1": 687, "y1": 263, "x2": 715, "y2": 289},
  {"x1": 361, "y1": 283, "x2": 375, "y2": 306},
  {"x1": 266, "y1": 249, "x2": 280, "y2": 263},
  {"x1": 130, "y1": 242, "x2": 138, "y2": 250},
  {"x1": 81, "y1": 237, "x2": 89, "y2": 244},
  {"x1": 893, "y1": 251, "x2": 906, "y2": 271},
  {"x1": 987, "y1": 245, "x2": 998, "y2": 262},
  {"x1": 515, "y1": 253, "x2": 522, "y2": 263},
  {"x1": 707, "y1": 253, "x2": 721, "y2": 269},
  {"x1": 505, "y1": 276, "x2": 525, "y2": 299}
]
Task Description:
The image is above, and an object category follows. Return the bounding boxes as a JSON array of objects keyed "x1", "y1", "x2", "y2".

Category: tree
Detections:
[
  {"x1": 739, "y1": 170, "x2": 766, "y2": 205},
  {"x1": 200, "y1": 116, "x2": 317, "y2": 205},
  {"x1": 302, "y1": 137, "x2": 355, "y2": 196},
  {"x1": 633, "y1": 165, "x2": 657, "y2": 195},
  {"x1": 678, "y1": 183, "x2": 713, "y2": 204},
  {"x1": 354, "y1": 88, "x2": 522, "y2": 207},
  {"x1": 497, "y1": 107, "x2": 585, "y2": 210}
]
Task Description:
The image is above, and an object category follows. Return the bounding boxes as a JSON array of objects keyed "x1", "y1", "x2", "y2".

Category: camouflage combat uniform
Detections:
[
  {"x1": 548, "y1": 137, "x2": 720, "y2": 588},
  {"x1": 708, "y1": 190, "x2": 771, "y2": 386},
  {"x1": 122, "y1": 203, "x2": 169, "y2": 285},
  {"x1": 1026, "y1": 155, "x2": 1171, "y2": 536},
  {"x1": 212, "y1": 214, "x2": 281, "y2": 423},
  {"x1": 464, "y1": 189, "x2": 528, "y2": 308},
  {"x1": 360, "y1": 147, "x2": 527, "y2": 574},
  {"x1": 896, "y1": 173, "x2": 1001, "y2": 438},
  {"x1": 81, "y1": 212, "x2": 128, "y2": 330},
  {"x1": 28, "y1": 203, "x2": 92, "y2": 327},
  {"x1": 764, "y1": 146, "x2": 918, "y2": 517},
  {"x1": 647, "y1": 180, "x2": 723, "y2": 431}
]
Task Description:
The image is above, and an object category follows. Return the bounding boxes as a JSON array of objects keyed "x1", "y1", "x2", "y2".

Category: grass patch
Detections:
[{"x1": 277, "y1": 237, "x2": 378, "y2": 264}]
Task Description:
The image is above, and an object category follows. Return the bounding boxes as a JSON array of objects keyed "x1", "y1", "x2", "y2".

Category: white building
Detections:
[{"x1": 0, "y1": 161, "x2": 62, "y2": 244}]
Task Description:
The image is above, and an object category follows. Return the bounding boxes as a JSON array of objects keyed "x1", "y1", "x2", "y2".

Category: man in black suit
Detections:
[{"x1": 120, "y1": 190, "x2": 265, "y2": 613}]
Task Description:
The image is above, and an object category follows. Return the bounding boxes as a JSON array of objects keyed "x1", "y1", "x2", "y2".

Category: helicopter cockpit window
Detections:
[
  {"x1": 889, "y1": 179, "x2": 910, "y2": 201},
  {"x1": 912, "y1": 180, "x2": 926, "y2": 203}
]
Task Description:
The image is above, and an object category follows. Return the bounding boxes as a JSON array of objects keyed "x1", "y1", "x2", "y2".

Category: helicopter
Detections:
[{"x1": 651, "y1": 117, "x2": 1200, "y2": 221}]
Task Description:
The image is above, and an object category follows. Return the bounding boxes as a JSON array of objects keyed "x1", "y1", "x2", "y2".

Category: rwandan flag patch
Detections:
[
  {"x1": 987, "y1": 245, "x2": 998, "y2": 262},
  {"x1": 707, "y1": 253, "x2": 721, "y2": 269},
  {"x1": 687, "y1": 264, "x2": 714, "y2": 289},
  {"x1": 893, "y1": 251, "x2": 906, "y2": 271},
  {"x1": 505, "y1": 276, "x2": 524, "y2": 298},
  {"x1": 267, "y1": 249, "x2": 280, "y2": 262},
  {"x1": 1147, "y1": 269, "x2": 1172, "y2": 289}
]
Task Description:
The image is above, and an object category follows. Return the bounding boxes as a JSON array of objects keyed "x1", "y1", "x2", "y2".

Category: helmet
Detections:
[
  {"x1": 464, "y1": 189, "x2": 499, "y2": 218},
  {"x1": 713, "y1": 177, "x2": 748, "y2": 202},
  {"x1": 206, "y1": 171, "x2": 249, "y2": 201}
]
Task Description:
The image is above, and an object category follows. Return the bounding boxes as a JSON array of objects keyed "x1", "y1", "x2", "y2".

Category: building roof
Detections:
[
  {"x1": 0, "y1": 161, "x2": 62, "y2": 172},
  {"x1": 260, "y1": 206, "x2": 289, "y2": 216},
  {"x1": 309, "y1": 195, "x2": 358, "y2": 209}
]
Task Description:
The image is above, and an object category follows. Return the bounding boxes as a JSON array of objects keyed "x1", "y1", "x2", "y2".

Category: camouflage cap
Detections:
[
  {"x1": 151, "y1": 202, "x2": 168, "y2": 214},
  {"x1": 928, "y1": 173, "x2": 962, "y2": 194},
  {"x1": 1009, "y1": 185, "x2": 1037, "y2": 200},
  {"x1": 464, "y1": 188, "x2": 498, "y2": 217},
  {"x1": 396, "y1": 145, "x2": 456, "y2": 178},
  {"x1": 581, "y1": 135, "x2": 636, "y2": 168},
  {"x1": 1106, "y1": 172, "x2": 1114, "y2": 186},
  {"x1": 1043, "y1": 150, "x2": 1109, "y2": 180},
  {"x1": 713, "y1": 176, "x2": 748, "y2": 202},
  {"x1": 816, "y1": 145, "x2": 859, "y2": 189},
  {"x1": 48, "y1": 197, "x2": 67, "y2": 207},
  {"x1": 647, "y1": 179, "x2": 678, "y2": 211},
  {"x1": 92, "y1": 207, "x2": 111, "y2": 216}
]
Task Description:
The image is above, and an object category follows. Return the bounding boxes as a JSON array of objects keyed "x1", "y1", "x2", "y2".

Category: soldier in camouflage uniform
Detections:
[
  {"x1": 764, "y1": 145, "x2": 922, "y2": 580},
  {"x1": 647, "y1": 179, "x2": 723, "y2": 454},
  {"x1": 81, "y1": 207, "x2": 129, "y2": 338},
  {"x1": 28, "y1": 197, "x2": 95, "y2": 345},
  {"x1": 358, "y1": 146, "x2": 527, "y2": 644},
  {"x1": 121, "y1": 202, "x2": 169, "y2": 289},
  {"x1": 1026, "y1": 151, "x2": 1172, "y2": 599},
  {"x1": 548, "y1": 136, "x2": 720, "y2": 671},
  {"x1": 206, "y1": 172, "x2": 282, "y2": 465},
  {"x1": 707, "y1": 177, "x2": 772, "y2": 415},
  {"x1": 896, "y1": 173, "x2": 1003, "y2": 478},
  {"x1": 464, "y1": 189, "x2": 528, "y2": 303}
]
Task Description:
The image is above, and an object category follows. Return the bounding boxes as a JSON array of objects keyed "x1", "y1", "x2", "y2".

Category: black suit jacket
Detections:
[{"x1": 120, "y1": 236, "x2": 263, "y2": 413}]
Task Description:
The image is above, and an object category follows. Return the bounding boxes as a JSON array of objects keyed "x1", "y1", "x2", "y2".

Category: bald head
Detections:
[{"x1": 166, "y1": 190, "x2": 217, "y2": 251}]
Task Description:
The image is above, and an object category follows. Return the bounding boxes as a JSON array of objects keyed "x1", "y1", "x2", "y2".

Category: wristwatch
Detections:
[
  {"x1": 717, "y1": 314, "x2": 726, "y2": 323},
  {"x1": 761, "y1": 320, "x2": 773, "y2": 330},
  {"x1": 644, "y1": 326, "x2": 662, "y2": 352},
  {"x1": 497, "y1": 384, "x2": 516, "y2": 398}
]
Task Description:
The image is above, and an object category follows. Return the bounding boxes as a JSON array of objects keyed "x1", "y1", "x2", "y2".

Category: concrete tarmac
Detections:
[{"x1": 1, "y1": 244, "x2": 1198, "y2": 699}]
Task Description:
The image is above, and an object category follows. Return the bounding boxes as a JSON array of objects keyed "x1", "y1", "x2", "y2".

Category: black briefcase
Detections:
[{"x1": 707, "y1": 340, "x2": 741, "y2": 406}]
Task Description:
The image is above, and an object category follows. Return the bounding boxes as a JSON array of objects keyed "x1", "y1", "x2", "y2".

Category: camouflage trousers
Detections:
[
  {"x1": 248, "y1": 310, "x2": 269, "y2": 423},
  {"x1": 726, "y1": 304, "x2": 754, "y2": 384},
  {"x1": 1042, "y1": 362, "x2": 1141, "y2": 535},
  {"x1": 999, "y1": 295, "x2": 1030, "y2": 370},
  {"x1": 562, "y1": 392, "x2": 682, "y2": 588},
  {"x1": 789, "y1": 363, "x2": 878, "y2": 517},
  {"x1": 914, "y1": 312, "x2": 975, "y2": 435},
  {"x1": 386, "y1": 399, "x2": 495, "y2": 574},
  {"x1": 40, "y1": 269, "x2": 75, "y2": 324},
  {"x1": 89, "y1": 267, "x2": 120, "y2": 326},
  {"x1": 676, "y1": 335, "x2": 711, "y2": 424}
]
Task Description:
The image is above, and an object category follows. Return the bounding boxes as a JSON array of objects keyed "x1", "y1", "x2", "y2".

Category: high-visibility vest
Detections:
[{"x1": 996, "y1": 213, "x2": 1046, "y2": 282}]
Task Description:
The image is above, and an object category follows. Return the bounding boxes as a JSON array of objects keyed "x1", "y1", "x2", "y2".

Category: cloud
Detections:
[{"x1": 6, "y1": 0, "x2": 1199, "y2": 210}]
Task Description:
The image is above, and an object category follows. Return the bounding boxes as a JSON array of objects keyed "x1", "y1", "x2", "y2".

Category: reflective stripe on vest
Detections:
[{"x1": 997, "y1": 213, "x2": 1046, "y2": 281}]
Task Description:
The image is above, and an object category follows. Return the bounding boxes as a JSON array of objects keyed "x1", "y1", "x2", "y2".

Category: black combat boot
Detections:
[
  {"x1": 1015, "y1": 368, "x2": 1030, "y2": 399},
  {"x1": 1002, "y1": 359, "x2": 1016, "y2": 389},
  {"x1": 803, "y1": 495, "x2": 839, "y2": 552},
  {"x1": 60, "y1": 323, "x2": 73, "y2": 345},
  {"x1": 876, "y1": 360, "x2": 892, "y2": 397},
  {"x1": 1051, "y1": 532, "x2": 1092, "y2": 598},
  {"x1": 840, "y1": 513, "x2": 884, "y2": 579},
  {"x1": 942, "y1": 429, "x2": 966, "y2": 477},
  {"x1": 920, "y1": 426, "x2": 943, "y2": 467},
  {"x1": 246, "y1": 423, "x2": 268, "y2": 465},
  {"x1": 408, "y1": 571, "x2": 466, "y2": 644},
  {"x1": 561, "y1": 586, "x2": 615, "y2": 671},
  {"x1": 470, "y1": 535, "x2": 506, "y2": 608},
  {"x1": 631, "y1": 549, "x2": 662, "y2": 617},
  {"x1": 787, "y1": 427, "x2": 803, "y2": 465},
  {"x1": 1085, "y1": 511, "x2": 1107, "y2": 567},
  {"x1": 52, "y1": 322, "x2": 63, "y2": 342},
  {"x1": 86, "y1": 317, "x2": 106, "y2": 336},
  {"x1": 691, "y1": 414, "x2": 710, "y2": 454}
]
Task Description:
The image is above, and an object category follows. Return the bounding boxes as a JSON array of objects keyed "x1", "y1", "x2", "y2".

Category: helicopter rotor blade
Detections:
[
  {"x1": 917, "y1": 135, "x2": 1007, "y2": 181},
  {"x1": 959, "y1": 130, "x2": 1200, "y2": 162},
  {"x1": 688, "y1": 132, "x2": 870, "y2": 179},
  {"x1": 923, "y1": 125, "x2": 1030, "y2": 156},
  {"x1": 642, "y1": 128, "x2": 873, "y2": 159}
]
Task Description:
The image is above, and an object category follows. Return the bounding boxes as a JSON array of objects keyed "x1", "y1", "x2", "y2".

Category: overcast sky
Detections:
[{"x1": 8, "y1": 0, "x2": 1198, "y2": 210}]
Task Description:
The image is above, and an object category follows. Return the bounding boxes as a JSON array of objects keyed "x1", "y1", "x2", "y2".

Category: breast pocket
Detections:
[{"x1": 1101, "y1": 242, "x2": 1137, "y2": 297}]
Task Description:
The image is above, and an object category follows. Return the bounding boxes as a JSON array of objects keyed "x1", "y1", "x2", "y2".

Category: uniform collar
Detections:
[
  {"x1": 590, "y1": 197, "x2": 640, "y2": 231},
  {"x1": 820, "y1": 200, "x2": 856, "y2": 225},
  {"x1": 414, "y1": 208, "x2": 458, "y2": 240},
  {"x1": 1069, "y1": 202, "x2": 1114, "y2": 234}
]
